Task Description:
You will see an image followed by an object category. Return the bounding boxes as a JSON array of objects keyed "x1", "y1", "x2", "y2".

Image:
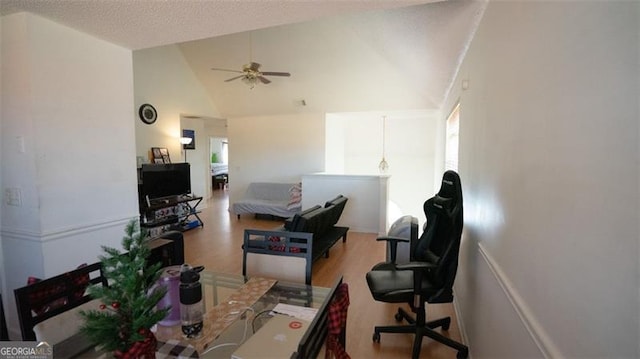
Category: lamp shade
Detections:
[{"x1": 180, "y1": 137, "x2": 193, "y2": 145}]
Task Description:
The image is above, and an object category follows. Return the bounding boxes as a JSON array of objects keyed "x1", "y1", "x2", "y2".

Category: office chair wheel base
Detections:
[
  {"x1": 394, "y1": 312, "x2": 403, "y2": 322},
  {"x1": 456, "y1": 348, "x2": 469, "y2": 358},
  {"x1": 372, "y1": 332, "x2": 381, "y2": 342}
]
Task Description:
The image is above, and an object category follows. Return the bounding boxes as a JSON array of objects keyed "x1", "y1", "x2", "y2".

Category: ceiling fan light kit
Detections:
[
  {"x1": 211, "y1": 32, "x2": 290, "y2": 89},
  {"x1": 212, "y1": 61, "x2": 290, "y2": 89}
]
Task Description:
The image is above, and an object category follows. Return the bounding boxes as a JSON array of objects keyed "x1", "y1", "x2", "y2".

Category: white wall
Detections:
[
  {"x1": 133, "y1": 45, "x2": 220, "y2": 202},
  {"x1": 1, "y1": 13, "x2": 138, "y2": 338},
  {"x1": 227, "y1": 113, "x2": 325, "y2": 208},
  {"x1": 326, "y1": 111, "x2": 440, "y2": 223},
  {"x1": 179, "y1": 117, "x2": 208, "y2": 199},
  {"x1": 443, "y1": 2, "x2": 639, "y2": 357},
  {"x1": 229, "y1": 110, "x2": 436, "y2": 229},
  {"x1": 302, "y1": 174, "x2": 389, "y2": 234},
  {"x1": 205, "y1": 120, "x2": 228, "y2": 139}
]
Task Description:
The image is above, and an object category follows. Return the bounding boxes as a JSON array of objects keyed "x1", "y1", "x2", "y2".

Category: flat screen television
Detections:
[{"x1": 141, "y1": 163, "x2": 191, "y2": 200}]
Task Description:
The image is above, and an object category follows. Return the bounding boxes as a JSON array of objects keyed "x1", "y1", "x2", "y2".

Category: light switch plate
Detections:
[{"x1": 4, "y1": 187, "x2": 22, "y2": 206}]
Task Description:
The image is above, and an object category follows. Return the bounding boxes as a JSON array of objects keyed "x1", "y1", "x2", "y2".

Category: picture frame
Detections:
[
  {"x1": 182, "y1": 129, "x2": 196, "y2": 150},
  {"x1": 151, "y1": 147, "x2": 171, "y2": 163}
]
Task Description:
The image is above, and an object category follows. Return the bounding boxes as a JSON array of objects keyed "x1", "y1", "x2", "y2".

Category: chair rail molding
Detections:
[
  {"x1": 0, "y1": 215, "x2": 137, "y2": 243},
  {"x1": 477, "y1": 243, "x2": 561, "y2": 359}
]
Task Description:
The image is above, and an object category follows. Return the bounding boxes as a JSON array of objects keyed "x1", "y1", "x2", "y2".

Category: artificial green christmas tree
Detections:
[{"x1": 80, "y1": 219, "x2": 169, "y2": 358}]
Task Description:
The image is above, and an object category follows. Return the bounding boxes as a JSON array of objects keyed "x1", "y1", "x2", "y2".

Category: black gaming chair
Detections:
[{"x1": 366, "y1": 170, "x2": 468, "y2": 359}]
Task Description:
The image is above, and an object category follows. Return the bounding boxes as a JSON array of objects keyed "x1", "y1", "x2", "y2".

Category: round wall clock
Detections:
[{"x1": 138, "y1": 104, "x2": 157, "y2": 124}]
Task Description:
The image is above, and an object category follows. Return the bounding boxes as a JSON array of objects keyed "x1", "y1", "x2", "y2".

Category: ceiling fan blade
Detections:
[
  {"x1": 261, "y1": 72, "x2": 291, "y2": 77},
  {"x1": 258, "y1": 76, "x2": 271, "y2": 84},
  {"x1": 211, "y1": 67, "x2": 243, "y2": 74},
  {"x1": 248, "y1": 62, "x2": 262, "y2": 71},
  {"x1": 224, "y1": 75, "x2": 245, "y2": 82}
]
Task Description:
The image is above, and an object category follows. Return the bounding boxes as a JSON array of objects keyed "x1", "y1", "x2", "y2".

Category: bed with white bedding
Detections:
[
  {"x1": 211, "y1": 163, "x2": 229, "y2": 189},
  {"x1": 211, "y1": 163, "x2": 228, "y2": 176}
]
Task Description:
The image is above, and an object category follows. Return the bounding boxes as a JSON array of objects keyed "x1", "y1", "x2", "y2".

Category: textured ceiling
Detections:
[
  {"x1": 179, "y1": 1, "x2": 486, "y2": 117},
  {"x1": 1, "y1": 0, "x2": 486, "y2": 118},
  {"x1": 0, "y1": 0, "x2": 437, "y2": 50}
]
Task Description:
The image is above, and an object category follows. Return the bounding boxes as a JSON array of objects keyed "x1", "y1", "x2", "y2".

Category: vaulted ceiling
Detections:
[{"x1": 1, "y1": 0, "x2": 486, "y2": 118}]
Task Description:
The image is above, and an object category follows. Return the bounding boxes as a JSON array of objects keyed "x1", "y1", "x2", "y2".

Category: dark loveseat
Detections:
[{"x1": 282, "y1": 195, "x2": 349, "y2": 262}]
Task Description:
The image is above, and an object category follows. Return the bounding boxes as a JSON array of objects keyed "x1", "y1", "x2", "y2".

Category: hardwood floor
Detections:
[{"x1": 181, "y1": 189, "x2": 464, "y2": 358}]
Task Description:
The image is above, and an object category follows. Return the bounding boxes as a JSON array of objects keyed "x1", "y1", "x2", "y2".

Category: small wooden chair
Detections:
[
  {"x1": 1, "y1": 293, "x2": 8, "y2": 340},
  {"x1": 295, "y1": 276, "x2": 346, "y2": 359},
  {"x1": 14, "y1": 262, "x2": 107, "y2": 342},
  {"x1": 243, "y1": 229, "x2": 313, "y2": 285},
  {"x1": 325, "y1": 282, "x2": 350, "y2": 359}
]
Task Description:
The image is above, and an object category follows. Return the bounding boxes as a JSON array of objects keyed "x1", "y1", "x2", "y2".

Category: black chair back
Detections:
[
  {"x1": 14, "y1": 262, "x2": 107, "y2": 340},
  {"x1": 413, "y1": 170, "x2": 463, "y2": 303},
  {"x1": 364, "y1": 170, "x2": 468, "y2": 358}
]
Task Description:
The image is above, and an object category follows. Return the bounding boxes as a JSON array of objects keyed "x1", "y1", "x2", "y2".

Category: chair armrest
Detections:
[
  {"x1": 376, "y1": 236, "x2": 410, "y2": 263},
  {"x1": 375, "y1": 236, "x2": 410, "y2": 243},
  {"x1": 396, "y1": 261, "x2": 436, "y2": 271},
  {"x1": 396, "y1": 261, "x2": 438, "y2": 308}
]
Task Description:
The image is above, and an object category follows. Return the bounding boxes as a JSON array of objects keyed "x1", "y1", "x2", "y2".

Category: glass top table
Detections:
[
  {"x1": 55, "y1": 271, "x2": 341, "y2": 359},
  {"x1": 155, "y1": 271, "x2": 338, "y2": 358}
]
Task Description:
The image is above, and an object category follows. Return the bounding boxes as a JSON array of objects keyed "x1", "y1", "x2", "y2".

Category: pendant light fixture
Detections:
[{"x1": 378, "y1": 115, "x2": 389, "y2": 173}]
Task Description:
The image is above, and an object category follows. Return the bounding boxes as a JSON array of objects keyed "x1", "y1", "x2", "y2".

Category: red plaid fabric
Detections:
[
  {"x1": 26, "y1": 263, "x2": 90, "y2": 315},
  {"x1": 268, "y1": 236, "x2": 301, "y2": 253},
  {"x1": 26, "y1": 277, "x2": 67, "y2": 315},
  {"x1": 326, "y1": 283, "x2": 350, "y2": 359},
  {"x1": 68, "y1": 263, "x2": 90, "y2": 300}
]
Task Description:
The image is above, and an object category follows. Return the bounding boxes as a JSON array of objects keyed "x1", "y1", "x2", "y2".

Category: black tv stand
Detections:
[{"x1": 140, "y1": 194, "x2": 204, "y2": 237}]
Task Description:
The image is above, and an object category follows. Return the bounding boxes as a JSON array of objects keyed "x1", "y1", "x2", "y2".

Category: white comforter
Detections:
[{"x1": 211, "y1": 163, "x2": 228, "y2": 176}]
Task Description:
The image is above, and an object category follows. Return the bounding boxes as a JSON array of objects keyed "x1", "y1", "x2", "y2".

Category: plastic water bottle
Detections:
[
  {"x1": 156, "y1": 265, "x2": 181, "y2": 326},
  {"x1": 179, "y1": 264, "x2": 204, "y2": 338}
]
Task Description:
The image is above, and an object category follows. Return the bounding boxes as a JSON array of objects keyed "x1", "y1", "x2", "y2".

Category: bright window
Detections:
[
  {"x1": 222, "y1": 141, "x2": 229, "y2": 164},
  {"x1": 445, "y1": 103, "x2": 460, "y2": 171}
]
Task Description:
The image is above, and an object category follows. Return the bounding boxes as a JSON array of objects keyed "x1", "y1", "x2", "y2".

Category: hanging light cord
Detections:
[
  {"x1": 379, "y1": 115, "x2": 389, "y2": 173},
  {"x1": 382, "y1": 115, "x2": 386, "y2": 159},
  {"x1": 248, "y1": 31, "x2": 253, "y2": 63}
]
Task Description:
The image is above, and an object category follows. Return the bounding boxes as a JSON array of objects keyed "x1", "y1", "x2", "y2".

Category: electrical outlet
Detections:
[
  {"x1": 16, "y1": 136, "x2": 26, "y2": 153},
  {"x1": 4, "y1": 187, "x2": 22, "y2": 206}
]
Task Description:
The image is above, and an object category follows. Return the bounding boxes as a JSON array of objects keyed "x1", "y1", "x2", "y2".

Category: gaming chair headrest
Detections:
[{"x1": 437, "y1": 170, "x2": 462, "y2": 201}]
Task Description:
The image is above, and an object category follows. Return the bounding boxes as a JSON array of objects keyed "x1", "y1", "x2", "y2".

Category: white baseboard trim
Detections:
[
  {"x1": 477, "y1": 243, "x2": 562, "y2": 359},
  {"x1": 452, "y1": 296, "x2": 471, "y2": 358}
]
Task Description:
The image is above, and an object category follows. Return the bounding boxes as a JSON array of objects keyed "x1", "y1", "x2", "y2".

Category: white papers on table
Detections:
[{"x1": 270, "y1": 303, "x2": 318, "y2": 322}]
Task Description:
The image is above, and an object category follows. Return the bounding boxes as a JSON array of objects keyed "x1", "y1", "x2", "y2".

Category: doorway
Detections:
[{"x1": 210, "y1": 137, "x2": 229, "y2": 191}]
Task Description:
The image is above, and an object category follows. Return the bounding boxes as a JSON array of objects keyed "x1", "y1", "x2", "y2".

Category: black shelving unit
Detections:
[{"x1": 140, "y1": 195, "x2": 204, "y2": 237}]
